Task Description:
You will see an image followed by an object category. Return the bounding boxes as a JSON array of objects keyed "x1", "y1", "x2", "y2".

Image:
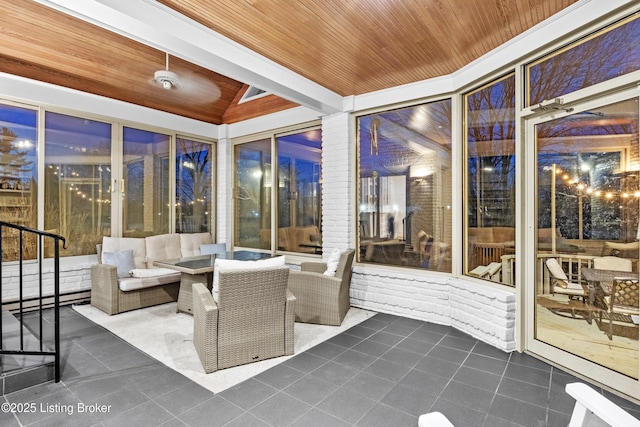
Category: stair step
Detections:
[{"x1": 1, "y1": 311, "x2": 55, "y2": 394}]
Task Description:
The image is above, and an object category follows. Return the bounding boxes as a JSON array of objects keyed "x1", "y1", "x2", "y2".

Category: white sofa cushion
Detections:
[
  {"x1": 119, "y1": 272, "x2": 181, "y2": 292},
  {"x1": 102, "y1": 237, "x2": 146, "y2": 269},
  {"x1": 145, "y1": 233, "x2": 181, "y2": 267},
  {"x1": 180, "y1": 232, "x2": 213, "y2": 257},
  {"x1": 129, "y1": 268, "x2": 178, "y2": 278}
]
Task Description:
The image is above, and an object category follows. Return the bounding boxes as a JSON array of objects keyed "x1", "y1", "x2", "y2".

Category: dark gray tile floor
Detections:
[{"x1": 2, "y1": 305, "x2": 640, "y2": 426}]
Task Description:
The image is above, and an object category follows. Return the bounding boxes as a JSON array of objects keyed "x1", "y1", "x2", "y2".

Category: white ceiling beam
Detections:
[{"x1": 33, "y1": 0, "x2": 344, "y2": 114}]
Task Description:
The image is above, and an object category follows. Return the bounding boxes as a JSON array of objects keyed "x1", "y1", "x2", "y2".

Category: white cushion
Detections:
[
  {"x1": 118, "y1": 272, "x2": 181, "y2": 292},
  {"x1": 212, "y1": 256, "x2": 286, "y2": 297},
  {"x1": 546, "y1": 258, "x2": 568, "y2": 281},
  {"x1": 102, "y1": 250, "x2": 136, "y2": 279},
  {"x1": 180, "y1": 232, "x2": 213, "y2": 257},
  {"x1": 145, "y1": 234, "x2": 181, "y2": 267},
  {"x1": 324, "y1": 248, "x2": 342, "y2": 276},
  {"x1": 129, "y1": 268, "x2": 178, "y2": 278},
  {"x1": 593, "y1": 256, "x2": 633, "y2": 272}
]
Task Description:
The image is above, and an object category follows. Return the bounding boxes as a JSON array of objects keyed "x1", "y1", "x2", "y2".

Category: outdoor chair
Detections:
[
  {"x1": 191, "y1": 266, "x2": 295, "y2": 373},
  {"x1": 418, "y1": 382, "x2": 640, "y2": 426},
  {"x1": 601, "y1": 277, "x2": 639, "y2": 340},
  {"x1": 287, "y1": 249, "x2": 355, "y2": 326},
  {"x1": 468, "y1": 262, "x2": 501, "y2": 281},
  {"x1": 592, "y1": 256, "x2": 633, "y2": 272},
  {"x1": 546, "y1": 258, "x2": 587, "y2": 302}
]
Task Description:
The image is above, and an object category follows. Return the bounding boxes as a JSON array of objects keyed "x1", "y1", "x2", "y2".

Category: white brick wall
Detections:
[
  {"x1": 350, "y1": 266, "x2": 516, "y2": 351},
  {"x1": 321, "y1": 112, "x2": 355, "y2": 256},
  {"x1": 1, "y1": 260, "x2": 93, "y2": 302},
  {"x1": 216, "y1": 131, "x2": 231, "y2": 245}
]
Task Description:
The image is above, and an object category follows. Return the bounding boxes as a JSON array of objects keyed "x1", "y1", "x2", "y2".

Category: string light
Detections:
[{"x1": 551, "y1": 166, "x2": 640, "y2": 201}]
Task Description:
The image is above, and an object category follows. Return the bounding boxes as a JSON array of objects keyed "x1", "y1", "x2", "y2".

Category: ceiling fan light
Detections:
[{"x1": 154, "y1": 69, "x2": 180, "y2": 90}]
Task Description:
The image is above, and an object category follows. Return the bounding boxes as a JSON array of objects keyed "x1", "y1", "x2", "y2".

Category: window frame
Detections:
[
  {"x1": 354, "y1": 97, "x2": 454, "y2": 272},
  {"x1": 231, "y1": 121, "x2": 322, "y2": 255}
]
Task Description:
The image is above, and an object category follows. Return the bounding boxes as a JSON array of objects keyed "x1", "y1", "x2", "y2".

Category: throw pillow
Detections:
[
  {"x1": 200, "y1": 243, "x2": 226, "y2": 255},
  {"x1": 213, "y1": 255, "x2": 286, "y2": 296},
  {"x1": 102, "y1": 249, "x2": 136, "y2": 279},
  {"x1": 324, "y1": 248, "x2": 342, "y2": 276}
]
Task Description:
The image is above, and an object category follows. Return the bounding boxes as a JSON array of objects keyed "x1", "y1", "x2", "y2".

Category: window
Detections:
[
  {"x1": 0, "y1": 104, "x2": 37, "y2": 261},
  {"x1": 526, "y1": 13, "x2": 640, "y2": 106},
  {"x1": 276, "y1": 129, "x2": 322, "y2": 253},
  {"x1": 234, "y1": 126, "x2": 323, "y2": 254},
  {"x1": 0, "y1": 101, "x2": 215, "y2": 261},
  {"x1": 176, "y1": 137, "x2": 214, "y2": 233},
  {"x1": 464, "y1": 74, "x2": 516, "y2": 285},
  {"x1": 45, "y1": 112, "x2": 111, "y2": 256},
  {"x1": 0, "y1": 99, "x2": 217, "y2": 259},
  {"x1": 122, "y1": 127, "x2": 171, "y2": 237},
  {"x1": 357, "y1": 101, "x2": 452, "y2": 271},
  {"x1": 234, "y1": 138, "x2": 272, "y2": 249}
]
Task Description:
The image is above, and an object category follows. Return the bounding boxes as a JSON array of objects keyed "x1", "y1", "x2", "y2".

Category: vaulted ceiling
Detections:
[{"x1": 0, "y1": 0, "x2": 577, "y2": 125}]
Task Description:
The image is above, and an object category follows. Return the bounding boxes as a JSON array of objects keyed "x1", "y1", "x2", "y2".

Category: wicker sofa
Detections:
[
  {"x1": 287, "y1": 249, "x2": 355, "y2": 326},
  {"x1": 192, "y1": 266, "x2": 296, "y2": 373},
  {"x1": 91, "y1": 232, "x2": 214, "y2": 315}
]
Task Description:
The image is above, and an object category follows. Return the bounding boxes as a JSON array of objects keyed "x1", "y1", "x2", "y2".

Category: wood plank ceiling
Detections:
[{"x1": 0, "y1": 0, "x2": 577, "y2": 125}]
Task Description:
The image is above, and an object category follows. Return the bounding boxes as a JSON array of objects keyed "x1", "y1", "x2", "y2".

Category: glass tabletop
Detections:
[{"x1": 154, "y1": 251, "x2": 273, "y2": 273}]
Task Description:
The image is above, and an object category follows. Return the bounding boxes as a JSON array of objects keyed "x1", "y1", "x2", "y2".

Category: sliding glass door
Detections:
[{"x1": 526, "y1": 90, "x2": 640, "y2": 397}]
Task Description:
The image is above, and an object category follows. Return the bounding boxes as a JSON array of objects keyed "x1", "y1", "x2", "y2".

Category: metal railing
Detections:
[{"x1": 0, "y1": 221, "x2": 65, "y2": 383}]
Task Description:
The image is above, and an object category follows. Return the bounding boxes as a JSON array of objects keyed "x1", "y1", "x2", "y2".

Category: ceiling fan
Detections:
[
  {"x1": 153, "y1": 53, "x2": 181, "y2": 90},
  {"x1": 149, "y1": 52, "x2": 221, "y2": 102}
]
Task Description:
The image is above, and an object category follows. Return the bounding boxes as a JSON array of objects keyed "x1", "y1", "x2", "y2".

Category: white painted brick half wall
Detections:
[
  {"x1": 350, "y1": 266, "x2": 516, "y2": 351},
  {"x1": 1, "y1": 261, "x2": 93, "y2": 302}
]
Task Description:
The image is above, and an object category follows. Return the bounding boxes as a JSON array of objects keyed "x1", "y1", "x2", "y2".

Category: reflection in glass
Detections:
[
  {"x1": 45, "y1": 112, "x2": 111, "y2": 256},
  {"x1": 176, "y1": 138, "x2": 213, "y2": 234},
  {"x1": 0, "y1": 104, "x2": 37, "y2": 260},
  {"x1": 535, "y1": 97, "x2": 639, "y2": 379},
  {"x1": 527, "y1": 13, "x2": 640, "y2": 106},
  {"x1": 465, "y1": 74, "x2": 515, "y2": 285},
  {"x1": 276, "y1": 129, "x2": 322, "y2": 254},
  {"x1": 123, "y1": 127, "x2": 170, "y2": 237},
  {"x1": 235, "y1": 139, "x2": 271, "y2": 249},
  {"x1": 357, "y1": 100, "x2": 452, "y2": 272}
]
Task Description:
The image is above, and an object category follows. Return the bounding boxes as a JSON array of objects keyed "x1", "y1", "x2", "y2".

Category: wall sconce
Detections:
[{"x1": 412, "y1": 177, "x2": 426, "y2": 185}]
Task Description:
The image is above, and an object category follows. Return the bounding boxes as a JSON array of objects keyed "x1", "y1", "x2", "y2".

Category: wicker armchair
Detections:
[
  {"x1": 287, "y1": 249, "x2": 355, "y2": 326},
  {"x1": 192, "y1": 266, "x2": 296, "y2": 373}
]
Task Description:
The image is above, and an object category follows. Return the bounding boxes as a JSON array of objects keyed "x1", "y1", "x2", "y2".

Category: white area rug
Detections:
[{"x1": 73, "y1": 303, "x2": 375, "y2": 393}]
